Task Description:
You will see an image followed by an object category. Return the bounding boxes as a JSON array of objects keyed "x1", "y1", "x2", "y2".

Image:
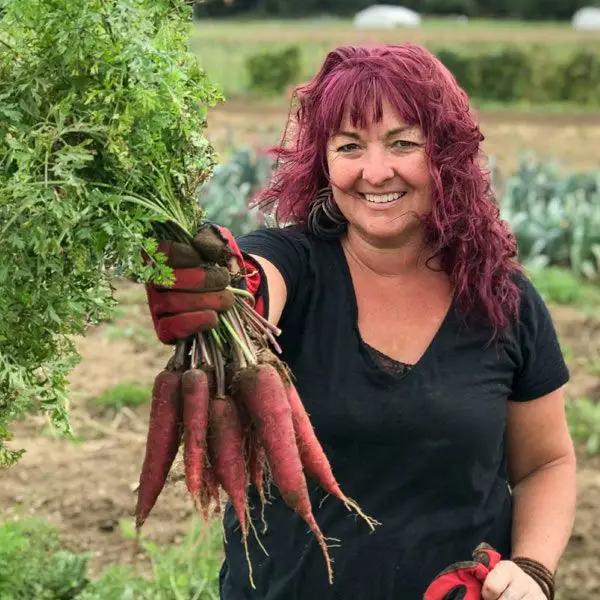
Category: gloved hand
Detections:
[
  {"x1": 146, "y1": 223, "x2": 265, "y2": 344},
  {"x1": 423, "y1": 544, "x2": 502, "y2": 600},
  {"x1": 217, "y1": 225, "x2": 266, "y2": 318}
]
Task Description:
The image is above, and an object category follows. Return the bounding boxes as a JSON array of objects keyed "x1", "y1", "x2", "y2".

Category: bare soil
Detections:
[{"x1": 1, "y1": 278, "x2": 599, "y2": 598}]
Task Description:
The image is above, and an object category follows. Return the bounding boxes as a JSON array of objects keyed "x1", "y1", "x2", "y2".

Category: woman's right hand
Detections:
[{"x1": 146, "y1": 225, "x2": 238, "y2": 344}]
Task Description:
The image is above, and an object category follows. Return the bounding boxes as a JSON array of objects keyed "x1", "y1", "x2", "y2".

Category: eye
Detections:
[
  {"x1": 392, "y1": 140, "x2": 419, "y2": 150},
  {"x1": 336, "y1": 143, "x2": 361, "y2": 153}
]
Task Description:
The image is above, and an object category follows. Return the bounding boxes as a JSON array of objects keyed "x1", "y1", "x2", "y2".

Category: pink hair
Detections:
[{"x1": 255, "y1": 43, "x2": 522, "y2": 333}]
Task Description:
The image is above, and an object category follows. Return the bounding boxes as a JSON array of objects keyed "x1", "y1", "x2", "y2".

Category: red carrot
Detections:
[
  {"x1": 182, "y1": 368, "x2": 210, "y2": 511},
  {"x1": 208, "y1": 394, "x2": 254, "y2": 586},
  {"x1": 135, "y1": 369, "x2": 182, "y2": 530},
  {"x1": 208, "y1": 396, "x2": 248, "y2": 534},
  {"x1": 235, "y1": 363, "x2": 334, "y2": 584},
  {"x1": 285, "y1": 380, "x2": 379, "y2": 531}
]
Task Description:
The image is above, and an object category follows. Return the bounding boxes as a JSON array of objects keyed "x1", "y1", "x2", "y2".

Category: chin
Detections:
[{"x1": 350, "y1": 215, "x2": 421, "y2": 246}]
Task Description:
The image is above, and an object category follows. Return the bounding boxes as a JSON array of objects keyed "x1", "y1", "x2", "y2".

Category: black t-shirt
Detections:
[{"x1": 219, "y1": 226, "x2": 569, "y2": 600}]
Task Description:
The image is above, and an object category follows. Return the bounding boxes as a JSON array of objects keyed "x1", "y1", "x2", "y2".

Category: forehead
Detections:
[{"x1": 334, "y1": 98, "x2": 414, "y2": 135}]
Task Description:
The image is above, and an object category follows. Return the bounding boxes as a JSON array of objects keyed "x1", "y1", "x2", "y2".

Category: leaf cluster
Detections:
[
  {"x1": 499, "y1": 156, "x2": 600, "y2": 279},
  {"x1": 0, "y1": 518, "x2": 88, "y2": 599},
  {"x1": 200, "y1": 146, "x2": 274, "y2": 236},
  {"x1": 0, "y1": 516, "x2": 222, "y2": 599},
  {"x1": 77, "y1": 518, "x2": 222, "y2": 599},
  {"x1": 0, "y1": 0, "x2": 223, "y2": 465}
]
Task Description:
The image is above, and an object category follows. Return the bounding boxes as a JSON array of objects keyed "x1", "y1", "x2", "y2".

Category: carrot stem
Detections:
[
  {"x1": 228, "y1": 286, "x2": 255, "y2": 306},
  {"x1": 219, "y1": 314, "x2": 256, "y2": 365},
  {"x1": 265, "y1": 330, "x2": 282, "y2": 355},
  {"x1": 210, "y1": 328, "x2": 225, "y2": 354},
  {"x1": 231, "y1": 306, "x2": 258, "y2": 358},
  {"x1": 198, "y1": 334, "x2": 212, "y2": 368},
  {"x1": 235, "y1": 296, "x2": 281, "y2": 336}
]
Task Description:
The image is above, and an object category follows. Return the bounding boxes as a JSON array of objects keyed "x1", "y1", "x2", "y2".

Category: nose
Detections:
[{"x1": 360, "y1": 149, "x2": 395, "y2": 187}]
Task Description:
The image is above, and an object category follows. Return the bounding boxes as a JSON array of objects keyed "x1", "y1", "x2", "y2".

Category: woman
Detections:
[{"x1": 147, "y1": 44, "x2": 576, "y2": 599}]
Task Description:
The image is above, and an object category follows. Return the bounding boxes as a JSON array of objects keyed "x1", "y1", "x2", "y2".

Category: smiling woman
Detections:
[
  {"x1": 145, "y1": 43, "x2": 575, "y2": 600},
  {"x1": 242, "y1": 44, "x2": 573, "y2": 599}
]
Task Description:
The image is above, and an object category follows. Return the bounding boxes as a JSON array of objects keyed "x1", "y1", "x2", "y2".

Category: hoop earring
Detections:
[{"x1": 307, "y1": 187, "x2": 347, "y2": 239}]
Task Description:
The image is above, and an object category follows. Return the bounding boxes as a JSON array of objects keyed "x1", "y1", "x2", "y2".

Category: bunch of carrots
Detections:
[{"x1": 135, "y1": 225, "x2": 378, "y2": 586}]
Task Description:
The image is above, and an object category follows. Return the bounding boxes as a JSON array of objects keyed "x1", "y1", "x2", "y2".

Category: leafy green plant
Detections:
[
  {"x1": 76, "y1": 566, "x2": 151, "y2": 600},
  {"x1": 77, "y1": 518, "x2": 223, "y2": 600},
  {"x1": 0, "y1": 0, "x2": 223, "y2": 465},
  {"x1": 434, "y1": 45, "x2": 600, "y2": 105},
  {"x1": 566, "y1": 397, "x2": 600, "y2": 455},
  {"x1": 0, "y1": 516, "x2": 223, "y2": 600},
  {"x1": 476, "y1": 46, "x2": 533, "y2": 102},
  {"x1": 92, "y1": 382, "x2": 151, "y2": 411},
  {"x1": 500, "y1": 157, "x2": 600, "y2": 279},
  {"x1": 199, "y1": 146, "x2": 274, "y2": 236},
  {"x1": 245, "y1": 46, "x2": 301, "y2": 94},
  {"x1": 0, "y1": 518, "x2": 88, "y2": 599},
  {"x1": 528, "y1": 267, "x2": 600, "y2": 309},
  {"x1": 560, "y1": 49, "x2": 600, "y2": 105},
  {"x1": 435, "y1": 48, "x2": 480, "y2": 92}
]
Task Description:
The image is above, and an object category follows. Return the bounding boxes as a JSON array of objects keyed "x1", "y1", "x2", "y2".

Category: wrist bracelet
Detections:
[{"x1": 511, "y1": 557, "x2": 555, "y2": 600}]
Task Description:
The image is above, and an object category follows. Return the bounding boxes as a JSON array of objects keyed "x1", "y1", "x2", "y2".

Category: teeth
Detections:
[{"x1": 363, "y1": 192, "x2": 405, "y2": 204}]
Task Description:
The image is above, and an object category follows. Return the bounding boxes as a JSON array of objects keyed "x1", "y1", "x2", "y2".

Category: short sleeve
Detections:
[
  {"x1": 509, "y1": 276, "x2": 570, "y2": 401},
  {"x1": 236, "y1": 226, "x2": 312, "y2": 309}
]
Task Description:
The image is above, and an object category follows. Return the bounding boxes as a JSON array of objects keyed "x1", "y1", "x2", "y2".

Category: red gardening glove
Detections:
[
  {"x1": 146, "y1": 224, "x2": 265, "y2": 344},
  {"x1": 423, "y1": 544, "x2": 502, "y2": 600},
  {"x1": 214, "y1": 225, "x2": 266, "y2": 318}
]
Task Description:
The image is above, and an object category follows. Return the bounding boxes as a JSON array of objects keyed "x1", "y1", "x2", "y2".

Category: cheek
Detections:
[
  {"x1": 327, "y1": 155, "x2": 357, "y2": 188},
  {"x1": 407, "y1": 154, "x2": 433, "y2": 188}
]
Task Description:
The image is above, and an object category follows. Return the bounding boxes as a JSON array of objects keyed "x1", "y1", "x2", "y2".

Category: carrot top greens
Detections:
[{"x1": 0, "y1": 0, "x2": 223, "y2": 465}]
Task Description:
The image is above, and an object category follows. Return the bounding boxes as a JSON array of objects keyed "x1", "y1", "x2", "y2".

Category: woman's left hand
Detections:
[{"x1": 481, "y1": 560, "x2": 545, "y2": 599}]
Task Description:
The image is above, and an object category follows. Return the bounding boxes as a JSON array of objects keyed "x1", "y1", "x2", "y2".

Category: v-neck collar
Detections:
[{"x1": 333, "y1": 237, "x2": 455, "y2": 382}]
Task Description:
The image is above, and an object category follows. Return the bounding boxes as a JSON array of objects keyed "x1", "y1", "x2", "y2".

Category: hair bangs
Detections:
[{"x1": 318, "y1": 67, "x2": 418, "y2": 136}]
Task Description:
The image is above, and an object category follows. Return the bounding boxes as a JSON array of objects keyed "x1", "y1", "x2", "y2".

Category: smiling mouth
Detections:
[{"x1": 360, "y1": 192, "x2": 407, "y2": 204}]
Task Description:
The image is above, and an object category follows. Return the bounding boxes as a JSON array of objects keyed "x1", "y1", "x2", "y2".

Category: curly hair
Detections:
[{"x1": 255, "y1": 43, "x2": 522, "y2": 333}]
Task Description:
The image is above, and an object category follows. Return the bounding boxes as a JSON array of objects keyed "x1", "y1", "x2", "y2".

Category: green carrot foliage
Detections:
[{"x1": 0, "y1": 0, "x2": 223, "y2": 465}]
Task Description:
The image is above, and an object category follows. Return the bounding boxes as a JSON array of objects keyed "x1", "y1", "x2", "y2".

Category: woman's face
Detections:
[{"x1": 326, "y1": 99, "x2": 433, "y2": 248}]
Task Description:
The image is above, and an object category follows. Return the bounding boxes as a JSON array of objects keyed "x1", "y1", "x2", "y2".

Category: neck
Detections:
[{"x1": 341, "y1": 226, "x2": 439, "y2": 278}]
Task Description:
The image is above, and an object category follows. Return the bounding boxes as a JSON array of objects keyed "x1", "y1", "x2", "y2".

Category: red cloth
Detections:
[
  {"x1": 423, "y1": 544, "x2": 502, "y2": 600},
  {"x1": 146, "y1": 226, "x2": 265, "y2": 344},
  {"x1": 216, "y1": 225, "x2": 265, "y2": 317}
]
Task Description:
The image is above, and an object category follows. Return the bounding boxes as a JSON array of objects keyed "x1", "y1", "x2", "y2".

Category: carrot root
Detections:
[
  {"x1": 235, "y1": 363, "x2": 334, "y2": 583},
  {"x1": 248, "y1": 508, "x2": 269, "y2": 557},
  {"x1": 135, "y1": 369, "x2": 182, "y2": 530},
  {"x1": 304, "y1": 513, "x2": 335, "y2": 585},
  {"x1": 182, "y1": 368, "x2": 210, "y2": 505},
  {"x1": 285, "y1": 379, "x2": 380, "y2": 532}
]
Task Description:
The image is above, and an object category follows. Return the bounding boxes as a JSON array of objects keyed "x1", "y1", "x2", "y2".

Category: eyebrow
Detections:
[{"x1": 334, "y1": 126, "x2": 416, "y2": 141}]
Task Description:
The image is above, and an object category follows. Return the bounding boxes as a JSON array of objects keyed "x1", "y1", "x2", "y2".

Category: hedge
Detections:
[{"x1": 434, "y1": 45, "x2": 600, "y2": 105}]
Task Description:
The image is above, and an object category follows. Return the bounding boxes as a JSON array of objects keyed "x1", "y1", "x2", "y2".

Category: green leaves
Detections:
[
  {"x1": 0, "y1": 518, "x2": 88, "y2": 598},
  {"x1": 200, "y1": 147, "x2": 274, "y2": 236},
  {"x1": 0, "y1": 0, "x2": 223, "y2": 464},
  {"x1": 500, "y1": 156, "x2": 600, "y2": 279}
]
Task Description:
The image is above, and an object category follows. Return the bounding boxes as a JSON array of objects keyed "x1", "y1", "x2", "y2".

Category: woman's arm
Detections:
[
  {"x1": 505, "y1": 386, "x2": 577, "y2": 572},
  {"x1": 249, "y1": 254, "x2": 288, "y2": 327}
]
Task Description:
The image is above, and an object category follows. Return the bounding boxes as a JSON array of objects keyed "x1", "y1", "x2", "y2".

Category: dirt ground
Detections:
[
  {"x1": 1, "y1": 276, "x2": 599, "y2": 599},
  {"x1": 2, "y1": 109, "x2": 600, "y2": 597}
]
